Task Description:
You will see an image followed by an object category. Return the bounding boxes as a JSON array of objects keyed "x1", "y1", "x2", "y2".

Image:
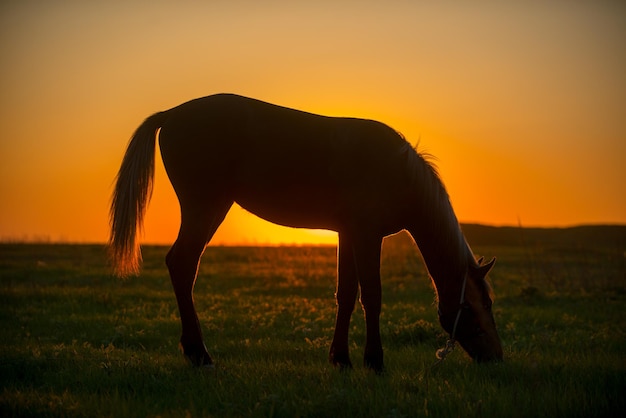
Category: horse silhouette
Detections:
[{"x1": 109, "y1": 94, "x2": 502, "y2": 371}]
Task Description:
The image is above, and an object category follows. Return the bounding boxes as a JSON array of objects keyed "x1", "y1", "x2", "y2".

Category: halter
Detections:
[{"x1": 434, "y1": 272, "x2": 468, "y2": 362}]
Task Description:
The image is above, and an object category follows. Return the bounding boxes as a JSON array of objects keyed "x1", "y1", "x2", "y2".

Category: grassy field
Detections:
[{"x1": 1, "y1": 227, "x2": 624, "y2": 417}]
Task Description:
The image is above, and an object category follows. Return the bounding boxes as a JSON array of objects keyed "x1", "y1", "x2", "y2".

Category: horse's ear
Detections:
[
  {"x1": 472, "y1": 257, "x2": 496, "y2": 278},
  {"x1": 476, "y1": 256, "x2": 484, "y2": 265}
]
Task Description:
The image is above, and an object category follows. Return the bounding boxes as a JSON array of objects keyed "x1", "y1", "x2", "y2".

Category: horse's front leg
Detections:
[
  {"x1": 329, "y1": 234, "x2": 359, "y2": 369},
  {"x1": 354, "y1": 234, "x2": 384, "y2": 373}
]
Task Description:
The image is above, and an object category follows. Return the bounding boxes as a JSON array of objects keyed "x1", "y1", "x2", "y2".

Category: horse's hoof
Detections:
[
  {"x1": 185, "y1": 353, "x2": 213, "y2": 368},
  {"x1": 180, "y1": 342, "x2": 213, "y2": 367},
  {"x1": 330, "y1": 358, "x2": 353, "y2": 371},
  {"x1": 364, "y1": 353, "x2": 385, "y2": 375},
  {"x1": 201, "y1": 362, "x2": 216, "y2": 371},
  {"x1": 366, "y1": 362, "x2": 385, "y2": 375},
  {"x1": 337, "y1": 361, "x2": 353, "y2": 372},
  {"x1": 329, "y1": 350, "x2": 353, "y2": 371}
]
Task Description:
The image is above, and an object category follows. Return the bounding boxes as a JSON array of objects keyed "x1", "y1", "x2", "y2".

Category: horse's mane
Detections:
[
  {"x1": 399, "y1": 139, "x2": 449, "y2": 217},
  {"x1": 399, "y1": 138, "x2": 470, "y2": 274}
]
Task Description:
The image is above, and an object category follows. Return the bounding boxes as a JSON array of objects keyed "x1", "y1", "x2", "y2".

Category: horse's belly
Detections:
[{"x1": 235, "y1": 190, "x2": 340, "y2": 231}]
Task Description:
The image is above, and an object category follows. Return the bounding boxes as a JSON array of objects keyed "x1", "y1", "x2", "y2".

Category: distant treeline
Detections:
[
  {"x1": 460, "y1": 224, "x2": 626, "y2": 248},
  {"x1": 385, "y1": 224, "x2": 625, "y2": 249}
]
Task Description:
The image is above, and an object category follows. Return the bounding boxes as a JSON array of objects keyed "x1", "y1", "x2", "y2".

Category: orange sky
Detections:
[{"x1": 1, "y1": 1, "x2": 624, "y2": 245}]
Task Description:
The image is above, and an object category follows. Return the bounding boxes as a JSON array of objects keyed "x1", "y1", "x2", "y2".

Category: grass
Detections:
[{"x1": 0, "y1": 229, "x2": 624, "y2": 417}]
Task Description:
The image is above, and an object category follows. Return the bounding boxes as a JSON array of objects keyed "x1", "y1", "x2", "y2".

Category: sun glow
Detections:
[
  {"x1": 213, "y1": 207, "x2": 338, "y2": 246},
  {"x1": 0, "y1": 2, "x2": 624, "y2": 244}
]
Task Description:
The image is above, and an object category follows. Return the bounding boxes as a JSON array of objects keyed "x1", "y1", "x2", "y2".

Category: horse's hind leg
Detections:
[{"x1": 166, "y1": 200, "x2": 232, "y2": 367}]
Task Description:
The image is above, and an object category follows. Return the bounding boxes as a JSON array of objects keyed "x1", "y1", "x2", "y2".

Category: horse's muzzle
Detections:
[{"x1": 458, "y1": 334, "x2": 503, "y2": 362}]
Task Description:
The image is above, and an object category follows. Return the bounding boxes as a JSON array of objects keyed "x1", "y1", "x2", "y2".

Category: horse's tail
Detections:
[{"x1": 109, "y1": 111, "x2": 168, "y2": 277}]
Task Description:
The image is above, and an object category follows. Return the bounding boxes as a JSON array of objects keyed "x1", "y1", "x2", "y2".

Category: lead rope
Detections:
[{"x1": 431, "y1": 274, "x2": 468, "y2": 368}]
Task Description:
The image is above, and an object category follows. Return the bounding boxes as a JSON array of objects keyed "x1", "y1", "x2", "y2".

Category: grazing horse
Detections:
[{"x1": 109, "y1": 94, "x2": 503, "y2": 371}]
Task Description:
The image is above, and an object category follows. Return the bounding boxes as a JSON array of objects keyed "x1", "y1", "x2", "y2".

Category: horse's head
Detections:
[{"x1": 438, "y1": 257, "x2": 503, "y2": 362}]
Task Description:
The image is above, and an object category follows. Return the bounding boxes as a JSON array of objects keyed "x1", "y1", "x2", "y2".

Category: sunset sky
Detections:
[{"x1": 1, "y1": 1, "x2": 624, "y2": 245}]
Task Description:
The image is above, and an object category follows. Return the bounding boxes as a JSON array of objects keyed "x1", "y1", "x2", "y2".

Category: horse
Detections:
[{"x1": 109, "y1": 93, "x2": 503, "y2": 372}]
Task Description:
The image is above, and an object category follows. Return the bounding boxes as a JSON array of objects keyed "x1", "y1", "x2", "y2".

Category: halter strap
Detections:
[{"x1": 434, "y1": 273, "x2": 468, "y2": 362}]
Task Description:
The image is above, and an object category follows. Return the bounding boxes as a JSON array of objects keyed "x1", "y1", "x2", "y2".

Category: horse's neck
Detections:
[
  {"x1": 408, "y1": 206, "x2": 469, "y2": 296},
  {"x1": 402, "y1": 146, "x2": 469, "y2": 288}
]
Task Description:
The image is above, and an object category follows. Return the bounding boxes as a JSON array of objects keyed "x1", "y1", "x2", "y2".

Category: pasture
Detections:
[{"x1": 1, "y1": 226, "x2": 624, "y2": 417}]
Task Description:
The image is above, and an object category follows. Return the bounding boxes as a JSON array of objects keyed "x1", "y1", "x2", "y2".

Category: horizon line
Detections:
[{"x1": 1, "y1": 222, "x2": 624, "y2": 246}]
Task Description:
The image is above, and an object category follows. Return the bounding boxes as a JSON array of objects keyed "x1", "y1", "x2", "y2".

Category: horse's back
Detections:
[
  {"x1": 160, "y1": 93, "x2": 403, "y2": 151},
  {"x1": 158, "y1": 94, "x2": 334, "y2": 167},
  {"x1": 157, "y1": 94, "x2": 415, "y2": 233}
]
